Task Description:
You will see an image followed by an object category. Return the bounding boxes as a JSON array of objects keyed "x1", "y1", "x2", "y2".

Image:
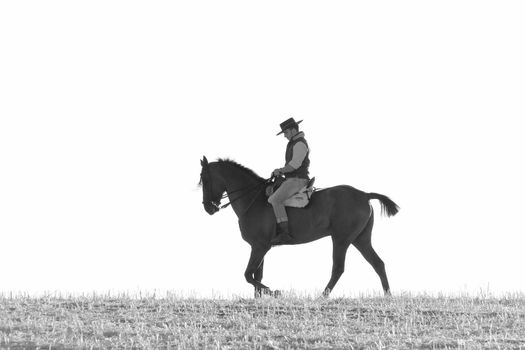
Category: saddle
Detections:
[{"x1": 266, "y1": 177, "x2": 316, "y2": 208}]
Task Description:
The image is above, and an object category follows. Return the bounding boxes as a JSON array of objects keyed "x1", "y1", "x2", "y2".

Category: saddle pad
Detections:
[
  {"x1": 283, "y1": 192, "x2": 310, "y2": 208},
  {"x1": 283, "y1": 186, "x2": 313, "y2": 208}
]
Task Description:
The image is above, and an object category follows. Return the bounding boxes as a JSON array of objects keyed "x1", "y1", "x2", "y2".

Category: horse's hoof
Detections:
[
  {"x1": 322, "y1": 288, "x2": 331, "y2": 298},
  {"x1": 263, "y1": 288, "x2": 273, "y2": 296},
  {"x1": 255, "y1": 288, "x2": 273, "y2": 298}
]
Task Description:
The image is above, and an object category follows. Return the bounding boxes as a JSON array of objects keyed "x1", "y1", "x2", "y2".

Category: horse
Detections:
[{"x1": 199, "y1": 156, "x2": 399, "y2": 297}]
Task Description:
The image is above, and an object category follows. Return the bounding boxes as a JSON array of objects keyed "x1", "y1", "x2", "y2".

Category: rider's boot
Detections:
[{"x1": 270, "y1": 221, "x2": 292, "y2": 245}]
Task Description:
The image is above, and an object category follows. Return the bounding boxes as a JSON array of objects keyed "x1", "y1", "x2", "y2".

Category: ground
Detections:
[{"x1": 1, "y1": 292, "x2": 524, "y2": 349}]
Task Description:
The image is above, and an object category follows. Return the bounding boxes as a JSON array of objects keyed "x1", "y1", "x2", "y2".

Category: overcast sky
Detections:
[{"x1": 1, "y1": 1, "x2": 524, "y2": 297}]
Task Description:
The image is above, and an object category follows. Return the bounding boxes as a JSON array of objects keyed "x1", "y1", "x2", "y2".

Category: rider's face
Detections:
[{"x1": 283, "y1": 129, "x2": 294, "y2": 140}]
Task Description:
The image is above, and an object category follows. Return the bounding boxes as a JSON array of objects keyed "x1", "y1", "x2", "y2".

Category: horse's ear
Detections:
[{"x1": 201, "y1": 156, "x2": 208, "y2": 166}]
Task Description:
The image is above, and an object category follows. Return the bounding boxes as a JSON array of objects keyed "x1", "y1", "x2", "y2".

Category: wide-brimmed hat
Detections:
[{"x1": 276, "y1": 118, "x2": 303, "y2": 136}]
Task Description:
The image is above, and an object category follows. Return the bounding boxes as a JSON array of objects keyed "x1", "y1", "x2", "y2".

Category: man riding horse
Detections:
[
  {"x1": 269, "y1": 118, "x2": 310, "y2": 245},
  {"x1": 199, "y1": 118, "x2": 399, "y2": 297}
]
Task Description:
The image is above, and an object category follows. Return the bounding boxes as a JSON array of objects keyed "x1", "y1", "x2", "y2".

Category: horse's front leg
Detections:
[
  {"x1": 245, "y1": 246, "x2": 271, "y2": 296},
  {"x1": 253, "y1": 259, "x2": 277, "y2": 297},
  {"x1": 254, "y1": 258, "x2": 265, "y2": 298}
]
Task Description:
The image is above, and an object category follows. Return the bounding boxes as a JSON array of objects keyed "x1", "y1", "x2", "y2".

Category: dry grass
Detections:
[{"x1": 1, "y1": 292, "x2": 524, "y2": 349}]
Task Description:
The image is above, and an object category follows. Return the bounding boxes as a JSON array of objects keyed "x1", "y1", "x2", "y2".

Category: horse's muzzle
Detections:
[{"x1": 203, "y1": 201, "x2": 220, "y2": 215}]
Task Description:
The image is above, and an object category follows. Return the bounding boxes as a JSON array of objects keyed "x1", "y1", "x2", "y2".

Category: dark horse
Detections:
[{"x1": 199, "y1": 156, "x2": 399, "y2": 297}]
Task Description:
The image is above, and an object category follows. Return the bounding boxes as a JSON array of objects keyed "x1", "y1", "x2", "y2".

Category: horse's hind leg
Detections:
[
  {"x1": 323, "y1": 238, "x2": 351, "y2": 297},
  {"x1": 353, "y1": 215, "x2": 391, "y2": 295}
]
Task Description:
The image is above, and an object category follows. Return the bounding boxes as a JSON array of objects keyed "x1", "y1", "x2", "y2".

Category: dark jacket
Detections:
[{"x1": 285, "y1": 133, "x2": 310, "y2": 179}]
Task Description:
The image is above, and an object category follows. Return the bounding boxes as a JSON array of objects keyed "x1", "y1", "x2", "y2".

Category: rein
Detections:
[{"x1": 217, "y1": 178, "x2": 273, "y2": 210}]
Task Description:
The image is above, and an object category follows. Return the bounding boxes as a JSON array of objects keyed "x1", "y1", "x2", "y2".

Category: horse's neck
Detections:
[
  {"x1": 219, "y1": 165, "x2": 264, "y2": 218},
  {"x1": 221, "y1": 166, "x2": 260, "y2": 192}
]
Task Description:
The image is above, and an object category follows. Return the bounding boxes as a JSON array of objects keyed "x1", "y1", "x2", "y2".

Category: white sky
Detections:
[{"x1": 1, "y1": 1, "x2": 524, "y2": 298}]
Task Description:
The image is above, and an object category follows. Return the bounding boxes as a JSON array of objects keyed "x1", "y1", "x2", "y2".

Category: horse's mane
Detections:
[{"x1": 217, "y1": 158, "x2": 265, "y2": 182}]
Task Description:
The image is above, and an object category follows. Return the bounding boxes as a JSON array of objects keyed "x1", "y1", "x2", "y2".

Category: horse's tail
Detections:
[{"x1": 367, "y1": 193, "x2": 400, "y2": 217}]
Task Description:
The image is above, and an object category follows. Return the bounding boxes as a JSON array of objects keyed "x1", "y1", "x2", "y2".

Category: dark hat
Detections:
[{"x1": 276, "y1": 118, "x2": 303, "y2": 136}]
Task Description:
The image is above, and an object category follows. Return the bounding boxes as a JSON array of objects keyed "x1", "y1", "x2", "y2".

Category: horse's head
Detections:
[{"x1": 200, "y1": 156, "x2": 225, "y2": 215}]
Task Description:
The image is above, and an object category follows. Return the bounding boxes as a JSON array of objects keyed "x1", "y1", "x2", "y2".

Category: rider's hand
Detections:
[{"x1": 272, "y1": 168, "x2": 282, "y2": 177}]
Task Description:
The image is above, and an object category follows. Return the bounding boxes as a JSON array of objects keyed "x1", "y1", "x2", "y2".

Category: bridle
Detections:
[
  {"x1": 201, "y1": 165, "x2": 272, "y2": 215},
  {"x1": 200, "y1": 165, "x2": 222, "y2": 210}
]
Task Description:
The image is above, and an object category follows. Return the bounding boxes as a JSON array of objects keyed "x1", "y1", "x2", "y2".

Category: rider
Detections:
[{"x1": 268, "y1": 117, "x2": 310, "y2": 244}]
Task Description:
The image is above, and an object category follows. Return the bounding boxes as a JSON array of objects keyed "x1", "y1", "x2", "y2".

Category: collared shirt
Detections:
[{"x1": 287, "y1": 132, "x2": 309, "y2": 169}]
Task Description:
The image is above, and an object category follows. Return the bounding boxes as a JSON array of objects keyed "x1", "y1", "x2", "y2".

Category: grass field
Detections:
[{"x1": 1, "y1": 292, "x2": 524, "y2": 349}]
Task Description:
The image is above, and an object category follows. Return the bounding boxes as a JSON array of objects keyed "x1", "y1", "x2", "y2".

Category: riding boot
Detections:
[{"x1": 270, "y1": 221, "x2": 292, "y2": 245}]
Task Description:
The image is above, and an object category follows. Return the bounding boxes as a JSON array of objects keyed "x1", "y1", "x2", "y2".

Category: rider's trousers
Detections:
[{"x1": 267, "y1": 177, "x2": 308, "y2": 223}]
